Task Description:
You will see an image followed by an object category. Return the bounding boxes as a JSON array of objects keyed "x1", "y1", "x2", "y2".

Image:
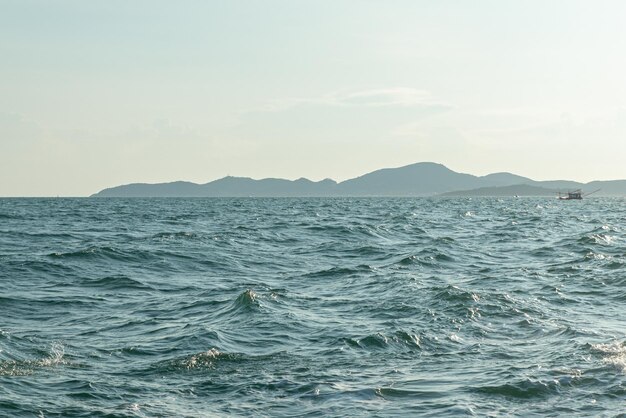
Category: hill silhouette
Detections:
[{"x1": 91, "y1": 162, "x2": 626, "y2": 197}]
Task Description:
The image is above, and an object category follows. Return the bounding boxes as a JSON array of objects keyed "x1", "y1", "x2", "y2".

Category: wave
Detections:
[
  {"x1": 0, "y1": 342, "x2": 66, "y2": 376},
  {"x1": 49, "y1": 246, "x2": 134, "y2": 260},
  {"x1": 303, "y1": 265, "x2": 373, "y2": 279},
  {"x1": 341, "y1": 330, "x2": 422, "y2": 352},
  {"x1": 376, "y1": 386, "x2": 448, "y2": 400},
  {"x1": 47, "y1": 245, "x2": 162, "y2": 265},
  {"x1": 389, "y1": 250, "x2": 455, "y2": 268},
  {"x1": 154, "y1": 348, "x2": 253, "y2": 373},
  {"x1": 3, "y1": 197, "x2": 626, "y2": 415},
  {"x1": 590, "y1": 341, "x2": 626, "y2": 372},
  {"x1": 234, "y1": 289, "x2": 260, "y2": 309},
  {"x1": 177, "y1": 348, "x2": 234, "y2": 370},
  {"x1": 432, "y1": 284, "x2": 480, "y2": 303},
  {"x1": 80, "y1": 275, "x2": 153, "y2": 291},
  {"x1": 151, "y1": 231, "x2": 199, "y2": 241},
  {"x1": 578, "y1": 233, "x2": 618, "y2": 246},
  {"x1": 472, "y1": 378, "x2": 561, "y2": 399}
]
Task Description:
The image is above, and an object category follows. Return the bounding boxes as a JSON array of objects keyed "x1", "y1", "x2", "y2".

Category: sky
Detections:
[{"x1": 2, "y1": 0, "x2": 626, "y2": 196}]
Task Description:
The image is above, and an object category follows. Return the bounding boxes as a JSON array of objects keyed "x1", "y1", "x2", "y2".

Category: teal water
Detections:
[{"x1": 0, "y1": 197, "x2": 624, "y2": 417}]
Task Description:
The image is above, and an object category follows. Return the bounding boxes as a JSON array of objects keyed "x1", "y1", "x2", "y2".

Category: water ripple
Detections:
[{"x1": 0, "y1": 197, "x2": 624, "y2": 416}]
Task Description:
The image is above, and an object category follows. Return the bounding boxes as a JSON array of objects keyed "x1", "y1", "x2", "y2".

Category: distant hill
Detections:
[
  {"x1": 585, "y1": 180, "x2": 626, "y2": 196},
  {"x1": 91, "y1": 162, "x2": 626, "y2": 197},
  {"x1": 335, "y1": 162, "x2": 485, "y2": 195},
  {"x1": 440, "y1": 184, "x2": 558, "y2": 197},
  {"x1": 478, "y1": 172, "x2": 534, "y2": 187},
  {"x1": 95, "y1": 177, "x2": 338, "y2": 197}
]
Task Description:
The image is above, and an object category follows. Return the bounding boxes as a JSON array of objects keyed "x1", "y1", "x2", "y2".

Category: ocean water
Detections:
[{"x1": 1, "y1": 197, "x2": 624, "y2": 417}]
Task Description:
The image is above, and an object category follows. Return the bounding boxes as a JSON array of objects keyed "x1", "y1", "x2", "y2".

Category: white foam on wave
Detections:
[
  {"x1": 585, "y1": 251, "x2": 609, "y2": 260},
  {"x1": 37, "y1": 342, "x2": 66, "y2": 367},
  {"x1": 590, "y1": 233, "x2": 616, "y2": 245},
  {"x1": 591, "y1": 341, "x2": 626, "y2": 372},
  {"x1": 184, "y1": 347, "x2": 221, "y2": 369},
  {"x1": 0, "y1": 342, "x2": 66, "y2": 376}
]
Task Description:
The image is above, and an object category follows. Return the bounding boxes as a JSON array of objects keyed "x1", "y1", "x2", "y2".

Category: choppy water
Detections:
[{"x1": 1, "y1": 197, "x2": 625, "y2": 417}]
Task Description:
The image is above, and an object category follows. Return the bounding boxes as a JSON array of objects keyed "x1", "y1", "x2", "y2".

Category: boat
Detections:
[
  {"x1": 558, "y1": 190, "x2": 582, "y2": 200},
  {"x1": 557, "y1": 189, "x2": 600, "y2": 200}
]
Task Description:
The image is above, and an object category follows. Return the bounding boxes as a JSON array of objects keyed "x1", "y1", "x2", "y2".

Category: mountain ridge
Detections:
[{"x1": 91, "y1": 162, "x2": 626, "y2": 197}]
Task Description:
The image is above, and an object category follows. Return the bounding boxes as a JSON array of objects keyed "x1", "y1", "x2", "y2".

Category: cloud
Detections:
[
  {"x1": 259, "y1": 87, "x2": 450, "y2": 112},
  {"x1": 331, "y1": 88, "x2": 439, "y2": 107}
]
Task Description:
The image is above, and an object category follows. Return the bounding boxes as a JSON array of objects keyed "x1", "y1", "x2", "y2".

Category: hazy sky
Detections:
[{"x1": 2, "y1": 0, "x2": 626, "y2": 196}]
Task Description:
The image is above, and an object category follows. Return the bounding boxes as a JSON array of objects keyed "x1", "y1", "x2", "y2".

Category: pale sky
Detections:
[{"x1": 2, "y1": 0, "x2": 626, "y2": 196}]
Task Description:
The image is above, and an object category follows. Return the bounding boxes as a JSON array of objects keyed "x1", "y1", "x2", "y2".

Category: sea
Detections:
[{"x1": 1, "y1": 197, "x2": 624, "y2": 417}]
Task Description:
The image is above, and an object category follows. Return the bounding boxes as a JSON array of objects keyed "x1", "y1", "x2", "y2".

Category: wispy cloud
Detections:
[
  {"x1": 332, "y1": 88, "x2": 439, "y2": 107},
  {"x1": 259, "y1": 88, "x2": 449, "y2": 112}
]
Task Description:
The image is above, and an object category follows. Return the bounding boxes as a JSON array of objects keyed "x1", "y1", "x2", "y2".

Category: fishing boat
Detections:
[{"x1": 557, "y1": 189, "x2": 600, "y2": 200}]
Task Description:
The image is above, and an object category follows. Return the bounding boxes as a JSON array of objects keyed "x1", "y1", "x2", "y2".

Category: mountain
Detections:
[
  {"x1": 91, "y1": 162, "x2": 626, "y2": 197},
  {"x1": 336, "y1": 162, "x2": 482, "y2": 195},
  {"x1": 95, "y1": 177, "x2": 338, "y2": 197},
  {"x1": 440, "y1": 184, "x2": 558, "y2": 197},
  {"x1": 200, "y1": 177, "x2": 338, "y2": 197},
  {"x1": 96, "y1": 181, "x2": 207, "y2": 197},
  {"x1": 92, "y1": 162, "x2": 506, "y2": 197},
  {"x1": 478, "y1": 172, "x2": 533, "y2": 187},
  {"x1": 585, "y1": 180, "x2": 626, "y2": 196},
  {"x1": 527, "y1": 180, "x2": 584, "y2": 190}
]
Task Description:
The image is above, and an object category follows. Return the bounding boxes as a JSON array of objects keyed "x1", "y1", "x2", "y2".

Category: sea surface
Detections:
[{"x1": 1, "y1": 197, "x2": 624, "y2": 417}]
